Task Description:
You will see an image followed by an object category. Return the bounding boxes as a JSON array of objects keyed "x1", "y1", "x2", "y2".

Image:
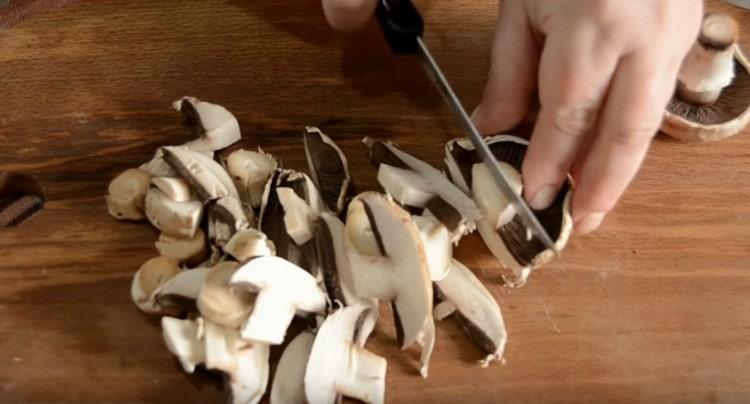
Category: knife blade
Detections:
[{"x1": 376, "y1": 0, "x2": 557, "y2": 252}]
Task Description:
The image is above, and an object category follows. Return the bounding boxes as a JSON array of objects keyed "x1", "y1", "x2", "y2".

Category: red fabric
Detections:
[{"x1": 0, "y1": 0, "x2": 80, "y2": 30}]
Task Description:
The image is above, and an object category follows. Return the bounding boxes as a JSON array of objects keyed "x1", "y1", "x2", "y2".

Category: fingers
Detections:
[
  {"x1": 521, "y1": 26, "x2": 619, "y2": 211},
  {"x1": 571, "y1": 53, "x2": 678, "y2": 235},
  {"x1": 321, "y1": 0, "x2": 378, "y2": 32},
  {"x1": 472, "y1": 0, "x2": 538, "y2": 135}
]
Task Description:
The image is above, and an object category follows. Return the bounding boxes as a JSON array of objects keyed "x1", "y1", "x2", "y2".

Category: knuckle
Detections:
[
  {"x1": 610, "y1": 124, "x2": 658, "y2": 149},
  {"x1": 550, "y1": 102, "x2": 599, "y2": 138}
]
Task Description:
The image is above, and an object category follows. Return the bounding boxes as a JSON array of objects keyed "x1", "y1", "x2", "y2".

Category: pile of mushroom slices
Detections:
[{"x1": 107, "y1": 97, "x2": 572, "y2": 404}]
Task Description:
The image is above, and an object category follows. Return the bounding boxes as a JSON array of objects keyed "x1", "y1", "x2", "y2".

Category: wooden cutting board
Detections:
[{"x1": 1, "y1": 1, "x2": 748, "y2": 402}]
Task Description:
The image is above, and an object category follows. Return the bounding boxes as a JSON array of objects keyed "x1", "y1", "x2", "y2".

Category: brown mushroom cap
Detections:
[{"x1": 663, "y1": 14, "x2": 750, "y2": 142}]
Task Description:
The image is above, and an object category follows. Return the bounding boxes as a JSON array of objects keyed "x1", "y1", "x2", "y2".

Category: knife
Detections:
[{"x1": 375, "y1": 0, "x2": 557, "y2": 252}]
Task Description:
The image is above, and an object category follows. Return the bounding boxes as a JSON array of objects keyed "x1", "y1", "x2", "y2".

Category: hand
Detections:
[{"x1": 321, "y1": 0, "x2": 703, "y2": 235}]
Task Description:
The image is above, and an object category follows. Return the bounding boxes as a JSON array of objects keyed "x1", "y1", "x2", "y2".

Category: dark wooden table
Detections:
[{"x1": 1, "y1": 0, "x2": 749, "y2": 402}]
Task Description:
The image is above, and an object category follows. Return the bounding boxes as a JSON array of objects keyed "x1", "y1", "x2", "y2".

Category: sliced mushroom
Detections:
[
  {"x1": 445, "y1": 135, "x2": 572, "y2": 286},
  {"x1": 224, "y1": 228, "x2": 276, "y2": 262},
  {"x1": 162, "y1": 146, "x2": 239, "y2": 202},
  {"x1": 229, "y1": 256, "x2": 327, "y2": 344},
  {"x1": 276, "y1": 187, "x2": 318, "y2": 246},
  {"x1": 144, "y1": 187, "x2": 203, "y2": 239},
  {"x1": 270, "y1": 331, "x2": 315, "y2": 404},
  {"x1": 197, "y1": 261, "x2": 255, "y2": 328},
  {"x1": 106, "y1": 168, "x2": 152, "y2": 220},
  {"x1": 202, "y1": 319, "x2": 270, "y2": 404},
  {"x1": 364, "y1": 138, "x2": 480, "y2": 242},
  {"x1": 161, "y1": 316, "x2": 205, "y2": 373},
  {"x1": 664, "y1": 13, "x2": 750, "y2": 142},
  {"x1": 155, "y1": 229, "x2": 209, "y2": 268},
  {"x1": 207, "y1": 195, "x2": 253, "y2": 247},
  {"x1": 305, "y1": 304, "x2": 386, "y2": 404},
  {"x1": 174, "y1": 96, "x2": 241, "y2": 152},
  {"x1": 413, "y1": 214, "x2": 452, "y2": 282},
  {"x1": 315, "y1": 212, "x2": 379, "y2": 346},
  {"x1": 0, "y1": 172, "x2": 45, "y2": 228},
  {"x1": 434, "y1": 259, "x2": 507, "y2": 366},
  {"x1": 224, "y1": 148, "x2": 278, "y2": 208},
  {"x1": 162, "y1": 316, "x2": 270, "y2": 404},
  {"x1": 258, "y1": 169, "x2": 324, "y2": 269},
  {"x1": 303, "y1": 126, "x2": 352, "y2": 214},
  {"x1": 131, "y1": 256, "x2": 183, "y2": 314},
  {"x1": 343, "y1": 192, "x2": 434, "y2": 376},
  {"x1": 140, "y1": 149, "x2": 177, "y2": 177},
  {"x1": 153, "y1": 266, "x2": 212, "y2": 313},
  {"x1": 151, "y1": 177, "x2": 193, "y2": 202}
]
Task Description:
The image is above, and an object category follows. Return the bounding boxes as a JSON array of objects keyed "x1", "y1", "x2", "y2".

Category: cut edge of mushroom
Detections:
[
  {"x1": 270, "y1": 330, "x2": 315, "y2": 404},
  {"x1": 303, "y1": 126, "x2": 352, "y2": 214},
  {"x1": 174, "y1": 96, "x2": 242, "y2": 152},
  {"x1": 107, "y1": 168, "x2": 152, "y2": 221}
]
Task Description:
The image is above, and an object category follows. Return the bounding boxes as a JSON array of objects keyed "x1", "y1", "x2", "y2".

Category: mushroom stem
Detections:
[
  {"x1": 678, "y1": 13, "x2": 739, "y2": 105},
  {"x1": 338, "y1": 347, "x2": 387, "y2": 404},
  {"x1": 240, "y1": 292, "x2": 296, "y2": 344}
]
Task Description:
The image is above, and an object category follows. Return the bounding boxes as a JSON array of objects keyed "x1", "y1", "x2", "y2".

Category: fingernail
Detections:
[
  {"x1": 529, "y1": 185, "x2": 557, "y2": 210},
  {"x1": 574, "y1": 212, "x2": 605, "y2": 236}
]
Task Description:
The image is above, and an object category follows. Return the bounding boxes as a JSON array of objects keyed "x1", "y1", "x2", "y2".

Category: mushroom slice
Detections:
[
  {"x1": 151, "y1": 177, "x2": 193, "y2": 202},
  {"x1": 445, "y1": 135, "x2": 572, "y2": 286},
  {"x1": 174, "y1": 96, "x2": 241, "y2": 152},
  {"x1": 304, "y1": 304, "x2": 386, "y2": 404},
  {"x1": 376, "y1": 164, "x2": 435, "y2": 207},
  {"x1": 315, "y1": 212, "x2": 379, "y2": 345},
  {"x1": 202, "y1": 320, "x2": 270, "y2": 404},
  {"x1": 106, "y1": 168, "x2": 151, "y2": 220},
  {"x1": 664, "y1": 13, "x2": 750, "y2": 142},
  {"x1": 161, "y1": 316, "x2": 205, "y2": 373},
  {"x1": 154, "y1": 266, "x2": 212, "y2": 312},
  {"x1": 144, "y1": 187, "x2": 203, "y2": 239},
  {"x1": 225, "y1": 148, "x2": 278, "y2": 208},
  {"x1": 225, "y1": 229, "x2": 276, "y2": 262},
  {"x1": 276, "y1": 187, "x2": 318, "y2": 246},
  {"x1": 162, "y1": 146, "x2": 239, "y2": 202},
  {"x1": 413, "y1": 214, "x2": 452, "y2": 282},
  {"x1": 155, "y1": 229, "x2": 208, "y2": 268},
  {"x1": 162, "y1": 316, "x2": 270, "y2": 404},
  {"x1": 131, "y1": 256, "x2": 183, "y2": 314},
  {"x1": 197, "y1": 261, "x2": 255, "y2": 328},
  {"x1": 0, "y1": 172, "x2": 44, "y2": 228},
  {"x1": 259, "y1": 170, "x2": 323, "y2": 269},
  {"x1": 364, "y1": 138, "x2": 480, "y2": 242},
  {"x1": 140, "y1": 149, "x2": 177, "y2": 177},
  {"x1": 230, "y1": 256, "x2": 327, "y2": 344},
  {"x1": 434, "y1": 259, "x2": 507, "y2": 366},
  {"x1": 270, "y1": 331, "x2": 315, "y2": 404},
  {"x1": 303, "y1": 126, "x2": 352, "y2": 214},
  {"x1": 208, "y1": 195, "x2": 253, "y2": 247},
  {"x1": 344, "y1": 193, "x2": 434, "y2": 374}
]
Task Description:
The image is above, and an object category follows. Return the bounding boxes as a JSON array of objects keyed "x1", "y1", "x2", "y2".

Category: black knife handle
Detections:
[{"x1": 376, "y1": 0, "x2": 424, "y2": 55}]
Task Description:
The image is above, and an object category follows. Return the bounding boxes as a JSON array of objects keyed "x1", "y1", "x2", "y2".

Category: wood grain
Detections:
[{"x1": 0, "y1": 1, "x2": 749, "y2": 403}]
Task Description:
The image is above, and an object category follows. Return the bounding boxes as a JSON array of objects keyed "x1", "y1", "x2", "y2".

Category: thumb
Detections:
[
  {"x1": 321, "y1": 0, "x2": 378, "y2": 32},
  {"x1": 472, "y1": 0, "x2": 538, "y2": 134}
]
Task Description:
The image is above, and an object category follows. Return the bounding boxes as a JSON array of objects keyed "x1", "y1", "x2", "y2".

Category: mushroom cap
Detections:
[
  {"x1": 446, "y1": 135, "x2": 573, "y2": 282},
  {"x1": 197, "y1": 261, "x2": 255, "y2": 328},
  {"x1": 304, "y1": 304, "x2": 386, "y2": 404},
  {"x1": 664, "y1": 44, "x2": 750, "y2": 142},
  {"x1": 106, "y1": 168, "x2": 151, "y2": 220}
]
